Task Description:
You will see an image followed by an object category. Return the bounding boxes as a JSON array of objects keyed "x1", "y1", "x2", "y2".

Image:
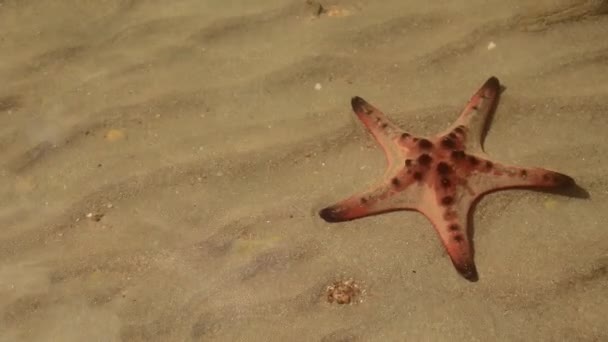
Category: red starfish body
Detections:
[{"x1": 319, "y1": 77, "x2": 575, "y2": 282}]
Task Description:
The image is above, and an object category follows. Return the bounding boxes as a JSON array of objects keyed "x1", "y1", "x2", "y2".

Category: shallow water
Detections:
[{"x1": 1, "y1": 1, "x2": 607, "y2": 341}]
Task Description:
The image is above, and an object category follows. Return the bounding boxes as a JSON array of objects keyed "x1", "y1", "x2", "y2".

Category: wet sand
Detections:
[{"x1": 1, "y1": 0, "x2": 607, "y2": 341}]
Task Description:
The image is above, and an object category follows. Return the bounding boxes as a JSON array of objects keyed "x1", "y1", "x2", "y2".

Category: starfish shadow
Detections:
[{"x1": 478, "y1": 84, "x2": 506, "y2": 149}]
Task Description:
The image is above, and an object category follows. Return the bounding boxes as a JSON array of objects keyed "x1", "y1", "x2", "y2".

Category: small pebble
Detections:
[
  {"x1": 314, "y1": 83, "x2": 322, "y2": 90},
  {"x1": 86, "y1": 212, "x2": 104, "y2": 222}
]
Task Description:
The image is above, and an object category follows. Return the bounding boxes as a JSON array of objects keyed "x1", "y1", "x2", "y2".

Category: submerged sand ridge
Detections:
[{"x1": 1, "y1": 0, "x2": 607, "y2": 341}]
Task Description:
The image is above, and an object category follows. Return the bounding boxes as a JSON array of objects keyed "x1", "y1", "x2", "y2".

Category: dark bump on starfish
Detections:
[
  {"x1": 381, "y1": 123, "x2": 388, "y2": 129},
  {"x1": 360, "y1": 197, "x2": 367, "y2": 204},
  {"x1": 454, "y1": 235, "x2": 464, "y2": 242},
  {"x1": 441, "y1": 196, "x2": 454, "y2": 206},
  {"x1": 467, "y1": 155, "x2": 479, "y2": 166},
  {"x1": 351, "y1": 96, "x2": 372, "y2": 115},
  {"x1": 440, "y1": 178, "x2": 451, "y2": 188},
  {"x1": 451, "y1": 150, "x2": 465, "y2": 160},
  {"x1": 472, "y1": 105, "x2": 479, "y2": 110},
  {"x1": 413, "y1": 171, "x2": 423, "y2": 181},
  {"x1": 401, "y1": 132, "x2": 410, "y2": 140},
  {"x1": 448, "y1": 132, "x2": 457, "y2": 139},
  {"x1": 520, "y1": 169, "x2": 528, "y2": 178},
  {"x1": 486, "y1": 161, "x2": 493, "y2": 169},
  {"x1": 441, "y1": 137, "x2": 456, "y2": 149},
  {"x1": 455, "y1": 262, "x2": 479, "y2": 282},
  {"x1": 319, "y1": 207, "x2": 344, "y2": 223},
  {"x1": 391, "y1": 177, "x2": 400, "y2": 187},
  {"x1": 454, "y1": 126, "x2": 466, "y2": 135},
  {"x1": 418, "y1": 139, "x2": 433, "y2": 150},
  {"x1": 485, "y1": 76, "x2": 500, "y2": 89},
  {"x1": 405, "y1": 159, "x2": 413, "y2": 167},
  {"x1": 437, "y1": 162, "x2": 451, "y2": 175},
  {"x1": 550, "y1": 172, "x2": 575, "y2": 187},
  {"x1": 417, "y1": 153, "x2": 432, "y2": 166},
  {"x1": 448, "y1": 223, "x2": 459, "y2": 231}
]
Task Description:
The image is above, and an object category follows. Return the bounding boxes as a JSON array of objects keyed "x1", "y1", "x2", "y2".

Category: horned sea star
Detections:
[{"x1": 318, "y1": 76, "x2": 576, "y2": 281}]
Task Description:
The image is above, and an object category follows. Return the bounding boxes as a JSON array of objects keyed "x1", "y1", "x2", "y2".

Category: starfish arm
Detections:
[
  {"x1": 319, "y1": 174, "x2": 423, "y2": 223},
  {"x1": 419, "y1": 195, "x2": 478, "y2": 281},
  {"x1": 469, "y1": 161, "x2": 575, "y2": 195},
  {"x1": 439, "y1": 77, "x2": 501, "y2": 153},
  {"x1": 351, "y1": 97, "x2": 408, "y2": 169}
]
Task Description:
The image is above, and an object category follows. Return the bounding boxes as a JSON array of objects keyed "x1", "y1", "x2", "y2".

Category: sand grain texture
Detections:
[{"x1": 1, "y1": 0, "x2": 607, "y2": 341}]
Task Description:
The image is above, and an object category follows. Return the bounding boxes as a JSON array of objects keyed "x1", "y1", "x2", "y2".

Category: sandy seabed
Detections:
[{"x1": 1, "y1": 0, "x2": 607, "y2": 341}]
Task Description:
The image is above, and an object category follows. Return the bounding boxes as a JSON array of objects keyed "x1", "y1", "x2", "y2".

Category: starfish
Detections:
[{"x1": 318, "y1": 76, "x2": 576, "y2": 282}]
